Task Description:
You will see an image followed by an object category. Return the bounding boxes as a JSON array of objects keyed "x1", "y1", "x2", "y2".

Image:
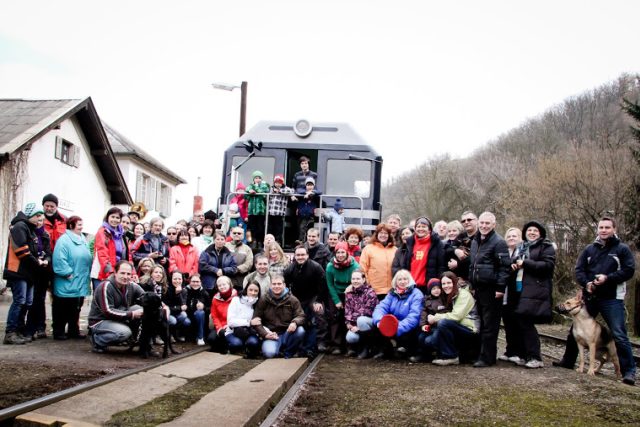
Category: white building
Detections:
[
  {"x1": 0, "y1": 98, "x2": 132, "y2": 275},
  {"x1": 103, "y1": 122, "x2": 186, "y2": 219}
]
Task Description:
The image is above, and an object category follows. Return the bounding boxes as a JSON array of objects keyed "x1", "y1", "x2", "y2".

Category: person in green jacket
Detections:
[
  {"x1": 52, "y1": 216, "x2": 93, "y2": 340},
  {"x1": 325, "y1": 242, "x2": 360, "y2": 354},
  {"x1": 413, "y1": 271, "x2": 479, "y2": 365},
  {"x1": 245, "y1": 170, "x2": 270, "y2": 248}
]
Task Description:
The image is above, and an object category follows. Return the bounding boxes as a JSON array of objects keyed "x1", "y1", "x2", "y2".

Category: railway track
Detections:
[{"x1": 0, "y1": 349, "x2": 318, "y2": 426}]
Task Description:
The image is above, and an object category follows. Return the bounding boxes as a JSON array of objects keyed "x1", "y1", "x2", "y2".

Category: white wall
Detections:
[{"x1": 21, "y1": 117, "x2": 112, "y2": 234}]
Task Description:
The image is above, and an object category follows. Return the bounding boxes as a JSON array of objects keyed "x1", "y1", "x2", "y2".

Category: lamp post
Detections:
[{"x1": 211, "y1": 81, "x2": 248, "y2": 137}]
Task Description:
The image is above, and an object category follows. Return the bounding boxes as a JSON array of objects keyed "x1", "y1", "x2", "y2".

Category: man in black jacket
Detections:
[
  {"x1": 555, "y1": 216, "x2": 636, "y2": 385},
  {"x1": 304, "y1": 228, "x2": 331, "y2": 269},
  {"x1": 468, "y1": 212, "x2": 510, "y2": 367},
  {"x1": 284, "y1": 245, "x2": 327, "y2": 357}
]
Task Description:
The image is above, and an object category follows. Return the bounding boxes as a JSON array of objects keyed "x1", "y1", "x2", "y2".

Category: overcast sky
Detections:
[{"x1": 1, "y1": 1, "x2": 639, "y2": 221}]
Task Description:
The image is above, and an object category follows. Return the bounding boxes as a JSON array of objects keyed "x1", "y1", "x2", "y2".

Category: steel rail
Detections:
[
  {"x1": 0, "y1": 346, "x2": 207, "y2": 422},
  {"x1": 259, "y1": 354, "x2": 324, "y2": 427}
]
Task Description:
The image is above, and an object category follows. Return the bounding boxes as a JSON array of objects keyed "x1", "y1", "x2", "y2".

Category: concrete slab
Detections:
[
  {"x1": 149, "y1": 352, "x2": 239, "y2": 379},
  {"x1": 19, "y1": 353, "x2": 240, "y2": 425},
  {"x1": 160, "y1": 357, "x2": 309, "y2": 427}
]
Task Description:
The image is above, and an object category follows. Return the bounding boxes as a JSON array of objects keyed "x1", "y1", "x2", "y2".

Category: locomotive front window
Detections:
[
  {"x1": 230, "y1": 156, "x2": 275, "y2": 192},
  {"x1": 326, "y1": 159, "x2": 371, "y2": 198}
]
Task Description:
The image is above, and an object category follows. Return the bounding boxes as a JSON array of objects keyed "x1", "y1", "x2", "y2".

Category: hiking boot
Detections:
[
  {"x1": 4, "y1": 332, "x2": 26, "y2": 345},
  {"x1": 18, "y1": 333, "x2": 33, "y2": 342},
  {"x1": 433, "y1": 357, "x2": 459, "y2": 366},
  {"x1": 35, "y1": 330, "x2": 48, "y2": 339}
]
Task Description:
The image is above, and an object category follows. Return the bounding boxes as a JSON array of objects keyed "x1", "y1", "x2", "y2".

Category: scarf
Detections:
[
  {"x1": 219, "y1": 287, "x2": 233, "y2": 300},
  {"x1": 241, "y1": 295, "x2": 258, "y2": 307},
  {"x1": 103, "y1": 221, "x2": 125, "y2": 261},
  {"x1": 332, "y1": 255, "x2": 352, "y2": 270},
  {"x1": 515, "y1": 239, "x2": 539, "y2": 291}
]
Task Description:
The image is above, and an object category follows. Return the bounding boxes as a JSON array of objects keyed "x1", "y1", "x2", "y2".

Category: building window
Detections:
[
  {"x1": 54, "y1": 136, "x2": 79, "y2": 167},
  {"x1": 136, "y1": 171, "x2": 172, "y2": 217}
]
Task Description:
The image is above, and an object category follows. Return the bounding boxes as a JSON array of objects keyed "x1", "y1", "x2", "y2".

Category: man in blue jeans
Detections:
[
  {"x1": 251, "y1": 275, "x2": 306, "y2": 359},
  {"x1": 555, "y1": 216, "x2": 637, "y2": 385},
  {"x1": 3, "y1": 202, "x2": 46, "y2": 345}
]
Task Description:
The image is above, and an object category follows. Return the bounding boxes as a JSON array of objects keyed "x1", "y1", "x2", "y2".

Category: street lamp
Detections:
[{"x1": 211, "y1": 81, "x2": 248, "y2": 137}]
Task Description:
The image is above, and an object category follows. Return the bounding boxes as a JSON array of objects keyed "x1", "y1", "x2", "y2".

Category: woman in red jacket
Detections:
[
  {"x1": 90, "y1": 207, "x2": 127, "y2": 290},
  {"x1": 208, "y1": 276, "x2": 237, "y2": 353},
  {"x1": 169, "y1": 230, "x2": 199, "y2": 279}
]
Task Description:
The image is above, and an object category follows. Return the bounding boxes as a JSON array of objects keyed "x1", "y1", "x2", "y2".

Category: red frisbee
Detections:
[{"x1": 378, "y1": 314, "x2": 399, "y2": 337}]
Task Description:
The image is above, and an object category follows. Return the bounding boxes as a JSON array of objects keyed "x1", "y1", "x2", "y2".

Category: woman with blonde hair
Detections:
[
  {"x1": 371, "y1": 269, "x2": 423, "y2": 359},
  {"x1": 266, "y1": 241, "x2": 290, "y2": 277}
]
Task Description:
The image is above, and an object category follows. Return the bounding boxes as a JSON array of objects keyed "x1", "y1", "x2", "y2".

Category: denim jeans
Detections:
[
  {"x1": 169, "y1": 311, "x2": 191, "y2": 328},
  {"x1": 262, "y1": 326, "x2": 305, "y2": 358},
  {"x1": 302, "y1": 305, "x2": 319, "y2": 354},
  {"x1": 190, "y1": 310, "x2": 206, "y2": 340},
  {"x1": 345, "y1": 316, "x2": 373, "y2": 344},
  {"x1": 562, "y1": 298, "x2": 637, "y2": 376},
  {"x1": 90, "y1": 304, "x2": 141, "y2": 347},
  {"x1": 226, "y1": 332, "x2": 260, "y2": 354},
  {"x1": 424, "y1": 319, "x2": 476, "y2": 359},
  {"x1": 6, "y1": 279, "x2": 34, "y2": 333}
]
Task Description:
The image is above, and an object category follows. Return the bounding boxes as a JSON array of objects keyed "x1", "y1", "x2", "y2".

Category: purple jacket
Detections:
[{"x1": 344, "y1": 283, "x2": 378, "y2": 327}]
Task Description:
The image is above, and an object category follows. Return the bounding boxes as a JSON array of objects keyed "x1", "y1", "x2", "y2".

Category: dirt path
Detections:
[{"x1": 276, "y1": 355, "x2": 640, "y2": 426}]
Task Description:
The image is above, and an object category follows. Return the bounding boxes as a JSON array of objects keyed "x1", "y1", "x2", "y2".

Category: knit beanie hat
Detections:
[
  {"x1": 334, "y1": 198, "x2": 344, "y2": 211},
  {"x1": 335, "y1": 241, "x2": 349, "y2": 253},
  {"x1": 274, "y1": 174, "x2": 285, "y2": 184},
  {"x1": 42, "y1": 193, "x2": 59, "y2": 206},
  {"x1": 252, "y1": 170, "x2": 263, "y2": 179},
  {"x1": 427, "y1": 278, "x2": 442, "y2": 292},
  {"x1": 24, "y1": 202, "x2": 44, "y2": 218},
  {"x1": 305, "y1": 177, "x2": 315, "y2": 185}
]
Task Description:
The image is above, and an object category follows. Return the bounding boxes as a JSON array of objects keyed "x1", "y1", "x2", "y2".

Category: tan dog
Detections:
[{"x1": 556, "y1": 290, "x2": 621, "y2": 377}]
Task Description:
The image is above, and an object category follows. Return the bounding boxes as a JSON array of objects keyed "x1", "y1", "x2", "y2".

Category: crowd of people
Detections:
[{"x1": 2, "y1": 187, "x2": 637, "y2": 386}]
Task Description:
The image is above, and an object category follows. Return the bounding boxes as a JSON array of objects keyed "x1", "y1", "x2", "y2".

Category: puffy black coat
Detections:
[
  {"x1": 391, "y1": 232, "x2": 445, "y2": 287},
  {"x1": 514, "y1": 238, "x2": 556, "y2": 322},
  {"x1": 468, "y1": 230, "x2": 510, "y2": 293}
]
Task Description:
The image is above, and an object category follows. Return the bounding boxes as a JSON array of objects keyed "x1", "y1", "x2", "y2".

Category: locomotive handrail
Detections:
[{"x1": 317, "y1": 194, "x2": 364, "y2": 228}]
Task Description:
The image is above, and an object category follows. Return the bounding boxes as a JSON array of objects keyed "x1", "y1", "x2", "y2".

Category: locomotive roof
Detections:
[{"x1": 231, "y1": 120, "x2": 380, "y2": 155}]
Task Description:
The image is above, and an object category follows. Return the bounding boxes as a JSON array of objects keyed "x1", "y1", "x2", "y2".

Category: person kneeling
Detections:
[
  {"x1": 88, "y1": 261, "x2": 144, "y2": 353},
  {"x1": 416, "y1": 272, "x2": 479, "y2": 365},
  {"x1": 226, "y1": 281, "x2": 262, "y2": 357},
  {"x1": 250, "y1": 275, "x2": 306, "y2": 359}
]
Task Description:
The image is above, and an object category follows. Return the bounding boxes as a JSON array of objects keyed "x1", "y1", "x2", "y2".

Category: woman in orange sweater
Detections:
[{"x1": 359, "y1": 224, "x2": 397, "y2": 300}]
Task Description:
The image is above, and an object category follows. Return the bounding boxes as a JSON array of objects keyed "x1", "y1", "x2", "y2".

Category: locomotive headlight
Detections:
[{"x1": 294, "y1": 119, "x2": 312, "y2": 138}]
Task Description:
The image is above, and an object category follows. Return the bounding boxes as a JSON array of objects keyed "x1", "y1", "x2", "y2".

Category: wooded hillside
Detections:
[{"x1": 382, "y1": 74, "x2": 640, "y2": 300}]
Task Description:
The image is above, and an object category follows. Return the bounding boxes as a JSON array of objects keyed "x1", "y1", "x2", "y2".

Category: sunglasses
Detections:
[
  {"x1": 232, "y1": 232, "x2": 243, "y2": 235},
  {"x1": 461, "y1": 218, "x2": 476, "y2": 223},
  {"x1": 167, "y1": 232, "x2": 177, "y2": 235}
]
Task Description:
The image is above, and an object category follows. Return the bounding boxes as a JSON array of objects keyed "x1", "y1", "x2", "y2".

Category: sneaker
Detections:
[
  {"x1": 346, "y1": 348, "x2": 357, "y2": 357},
  {"x1": 622, "y1": 373, "x2": 636, "y2": 386},
  {"x1": 433, "y1": 357, "x2": 460, "y2": 366},
  {"x1": 197, "y1": 338, "x2": 205, "y2": 346},
  {"x1": 508, "y1": 356, "x2": 526, "y2": 366},
  {"x1": 89, "y1": 334, "x2": 106, "y2": 353},
  {"x1": 525, "y1": 359, "x2": 544, "y2": 369},
  {"x1": 317, "y1": 343, "x2": 328, "y2": 353},
  {"x1": 35, "y1": 330, "x2": 48, "y2": 339},
  {"x1": 18, "y1": 333, "x2": 33, "y2": 342},
  {"x1": 331, "y1": 348, "x2": 343, "y2": 356},
  {"x1": 498, "y1": 354, "x2": 511, "y2": 362},
  {"x1": 357, "y1": 347, "x2": 371, "y2": 360},
  {"x1": 3, "y1": 332, "x2": 26, "y2": 345},
  {"x1": 409, "y1": 355, "x2": 426, "y2": 363}
]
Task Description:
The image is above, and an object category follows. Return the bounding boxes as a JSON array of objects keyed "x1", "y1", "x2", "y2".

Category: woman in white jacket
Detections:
[{"x1": 225, "y1": 280, "x2": 261, "y2": 357}]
